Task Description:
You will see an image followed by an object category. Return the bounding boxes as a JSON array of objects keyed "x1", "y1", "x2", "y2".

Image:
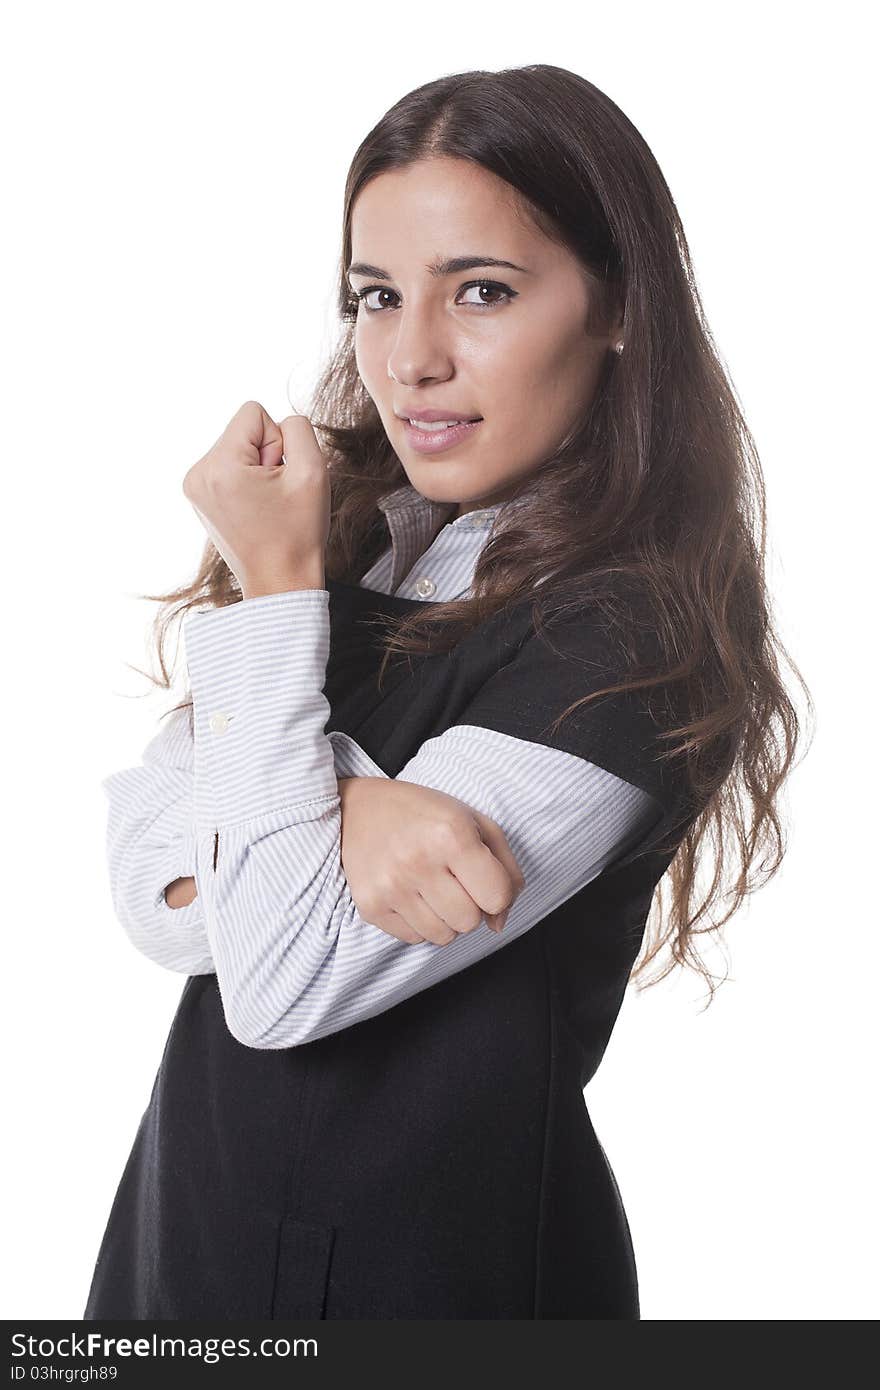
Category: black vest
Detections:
[{"x1": 84, "y1": 576, "x2": 693, "y2": 1320}]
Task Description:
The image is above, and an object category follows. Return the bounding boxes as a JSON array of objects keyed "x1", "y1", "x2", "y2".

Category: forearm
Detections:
[
  {"x1": 189, "y1": 721, "x2": 658, "y2": 1050},
  {"x1": 163, "y1": 776, "x2": 357, "y2": 911},
  {"x1": 101, "y1": 747, "x2": 214, "y2": 975}
]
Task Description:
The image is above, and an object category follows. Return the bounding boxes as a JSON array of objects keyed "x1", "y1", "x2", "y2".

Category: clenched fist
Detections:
[{"x1": 182, "y1": 400, "x2": 330, "y2": 598}]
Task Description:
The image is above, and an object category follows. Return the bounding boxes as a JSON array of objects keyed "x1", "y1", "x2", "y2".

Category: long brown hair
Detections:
[{"x1": 132, "y1": 64, "x2": 813, "y2": 1006}]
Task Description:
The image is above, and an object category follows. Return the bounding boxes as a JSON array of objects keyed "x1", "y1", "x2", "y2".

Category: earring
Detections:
[{"x1": 614, "y1": 341, "x2": 624, "y2": 355}]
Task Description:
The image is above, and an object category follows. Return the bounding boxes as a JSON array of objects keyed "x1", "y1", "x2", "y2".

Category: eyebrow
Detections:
[{"x1": 346, "y1": 255, "x2": 532, "y2": 282}]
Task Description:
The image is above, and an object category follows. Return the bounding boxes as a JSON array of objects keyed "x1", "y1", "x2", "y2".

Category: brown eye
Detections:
[
  {"x1": 352, "y1": 279, "x2": 517, "y2": 315},
  {"x1": 356, "y1": 287, "x2": 399, "y2": 312},
  {"x1": 458, "y1": 281, "x2": 514, "y2": 308}
]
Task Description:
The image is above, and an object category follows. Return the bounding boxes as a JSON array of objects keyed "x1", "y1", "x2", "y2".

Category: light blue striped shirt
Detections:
[{"x1": 101, "y1": 483, "x2": 658, "y2": 1047}]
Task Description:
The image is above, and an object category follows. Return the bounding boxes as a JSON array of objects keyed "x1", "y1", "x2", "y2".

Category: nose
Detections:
[{"x1": 386, "y1": 302, "x2": 453, "y2": 386}]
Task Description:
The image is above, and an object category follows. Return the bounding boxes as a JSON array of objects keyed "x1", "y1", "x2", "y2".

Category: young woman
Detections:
[{"x1": 84, "y1": 64, "x2": 809, "y2": 1320}]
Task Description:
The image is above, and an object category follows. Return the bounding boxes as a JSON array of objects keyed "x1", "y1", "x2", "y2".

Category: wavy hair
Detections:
[{"x1": 132, "y1": 64, "x2": 813, "y2": 1006}]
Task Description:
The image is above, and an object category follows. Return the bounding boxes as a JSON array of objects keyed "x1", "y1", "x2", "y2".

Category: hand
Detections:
[
  {"x1": 182, "y1": 400, "x2": 330, "y2": 595},
  {"x1": 338, "y1": 776, "x2": 527, "y2": 946}
]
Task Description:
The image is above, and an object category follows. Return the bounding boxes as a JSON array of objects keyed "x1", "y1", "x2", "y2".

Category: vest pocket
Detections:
[{"x1": 270, "y1": 1214, "x2": 337, "y2": 1320}]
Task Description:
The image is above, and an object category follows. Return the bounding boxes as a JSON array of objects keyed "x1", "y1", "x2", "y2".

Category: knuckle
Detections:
[
  {"x1": 382, "y1": 921, "x2": 410, "y2": 942},
  {"x1": 364, "y1": 907, "x2": 412, "y2": 942},
  {"x1": 400, "y1": 842, "x2": 433, "y2": 875},
  {"x1": 435, "y1": 815, "x2": 471, "y2": 854},
  {"x1": 486, "y1": 888, "x2": 514, "y2": 916},
  {"x1": 456, "y1": 908, "x2": 483, "y2": 934},
  {"x1": 357, "y1": 878, "x2": 394, "y2": 918},
  {"x1": 353, "y1": 891, "x2": 378, "y2": 920},
  {"x1": 370, "y1": 871, "x2": 398, "y2": 902}
]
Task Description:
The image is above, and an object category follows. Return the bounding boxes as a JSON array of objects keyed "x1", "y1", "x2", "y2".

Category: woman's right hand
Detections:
[{"x1": 338, "y1": 776, "x2": 526, "y2": 946}]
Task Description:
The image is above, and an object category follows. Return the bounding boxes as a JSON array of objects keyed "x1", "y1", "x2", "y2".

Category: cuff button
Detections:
[{"x1": 209, "y1": 711, "x2": 232, "y2": 734}]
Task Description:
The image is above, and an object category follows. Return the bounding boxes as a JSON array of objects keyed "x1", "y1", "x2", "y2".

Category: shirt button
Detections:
[
  {"x1": 209, "y1": 712, "x2": 232, "y2": 734},
  {"x1": 415, "y1": 576, "x2": 436, "y2": 597}
]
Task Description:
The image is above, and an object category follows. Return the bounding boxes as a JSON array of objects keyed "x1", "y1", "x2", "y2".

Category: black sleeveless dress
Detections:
[{"x1": 83, "y1": 575, "x2": 694, "y2": 1321}]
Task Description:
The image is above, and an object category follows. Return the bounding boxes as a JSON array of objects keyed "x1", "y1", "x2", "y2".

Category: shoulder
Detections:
[
  {"x1": 455, "y1": 575, "x2": 690, "y2": 816},
  {"x1": 493, "y1": 574, "x2": 671, "y2": 703}
]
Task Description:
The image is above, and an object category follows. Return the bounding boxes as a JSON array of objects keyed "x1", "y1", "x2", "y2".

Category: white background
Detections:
[{"x1": 2, "y1": 0, "x2": 875, "y2": 1321}]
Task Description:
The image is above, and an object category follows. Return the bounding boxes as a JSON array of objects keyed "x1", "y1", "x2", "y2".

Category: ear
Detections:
[{"x1": 608, "y1": 309, "x2": 625, "y2": 353}]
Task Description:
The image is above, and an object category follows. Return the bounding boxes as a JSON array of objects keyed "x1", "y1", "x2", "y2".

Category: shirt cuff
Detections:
[
  {"x1": 327, "y1": 730, "x2": 390, "y2": 780},
  {"x1": 183, "y1": 588, "x2": 338, "y2": 833}
]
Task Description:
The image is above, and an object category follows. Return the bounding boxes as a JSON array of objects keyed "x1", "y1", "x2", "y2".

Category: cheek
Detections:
[
  {"x1": 497, "y1": 349, "x2": 572, "y2": 429},
  {"x1": 487, "y1": 356, "x2": 585, "y2": 459},
  {"x1": 532, "y1": 330, "x2": 594, "y2": 419}
]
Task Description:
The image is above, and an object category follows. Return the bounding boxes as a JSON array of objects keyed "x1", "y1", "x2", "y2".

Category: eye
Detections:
[
  {"x1": 458, "y1": 280, "x2": 515, "y2": 309},
  {"x1": 350, "y1": 278, "x2": 517, "y2": 315}
]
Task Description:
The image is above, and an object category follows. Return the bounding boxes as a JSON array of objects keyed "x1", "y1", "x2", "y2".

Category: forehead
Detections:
[{"x1": 350, "y1": 157, "x2": 538, "y2": 254}]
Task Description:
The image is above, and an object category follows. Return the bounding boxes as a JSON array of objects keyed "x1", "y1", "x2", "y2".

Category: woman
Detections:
[{"x1": 84, "y1": 64, "x2": 809, "y2": 1320}]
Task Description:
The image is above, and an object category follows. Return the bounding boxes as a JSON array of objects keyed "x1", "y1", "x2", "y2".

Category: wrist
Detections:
[{"x1": 241, "y1": 569, "x2": 325, "y2": 599}]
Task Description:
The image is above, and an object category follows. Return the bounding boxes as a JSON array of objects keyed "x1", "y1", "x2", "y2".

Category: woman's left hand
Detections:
[{"x1": 182, "y1": 400, "x2": 330, "y2": 597}]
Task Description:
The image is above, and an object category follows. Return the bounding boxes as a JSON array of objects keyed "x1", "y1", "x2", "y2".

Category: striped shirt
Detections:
[{"x1": 100, "y1": 483, "x2": 658, "y2": 1047}]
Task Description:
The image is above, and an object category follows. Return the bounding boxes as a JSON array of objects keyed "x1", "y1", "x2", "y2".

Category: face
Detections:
[{"x1": 349, "y1": 156, "x2": 617, "y2": 517}]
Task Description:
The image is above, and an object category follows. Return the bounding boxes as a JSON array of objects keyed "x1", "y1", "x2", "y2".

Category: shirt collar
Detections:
[{"x1": 375, "y1": 483, "x2": 504, "y2": 592}]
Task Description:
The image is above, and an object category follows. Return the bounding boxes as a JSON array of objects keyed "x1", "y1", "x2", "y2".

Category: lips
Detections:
[
  {"x1": 396, "y1": 410, "x2": 482, "y2": 423},
  {"x1": 402, "y1": 417, "x2": 483, "y2": 454}
]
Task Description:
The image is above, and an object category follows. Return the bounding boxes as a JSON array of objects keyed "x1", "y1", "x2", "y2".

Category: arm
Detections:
[
  {"x1": 163, "y1": 779, "x2": 363, "y2": 911},
  {"x1": 100, "y1": 705, "x2": 214, "y2": 976},
  {"x1": 99, "y1": 706, "x2": 378, "y2": 974},
  {"x1": 183, "y1": 589, "x2": 660, "y2": 1049}
]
